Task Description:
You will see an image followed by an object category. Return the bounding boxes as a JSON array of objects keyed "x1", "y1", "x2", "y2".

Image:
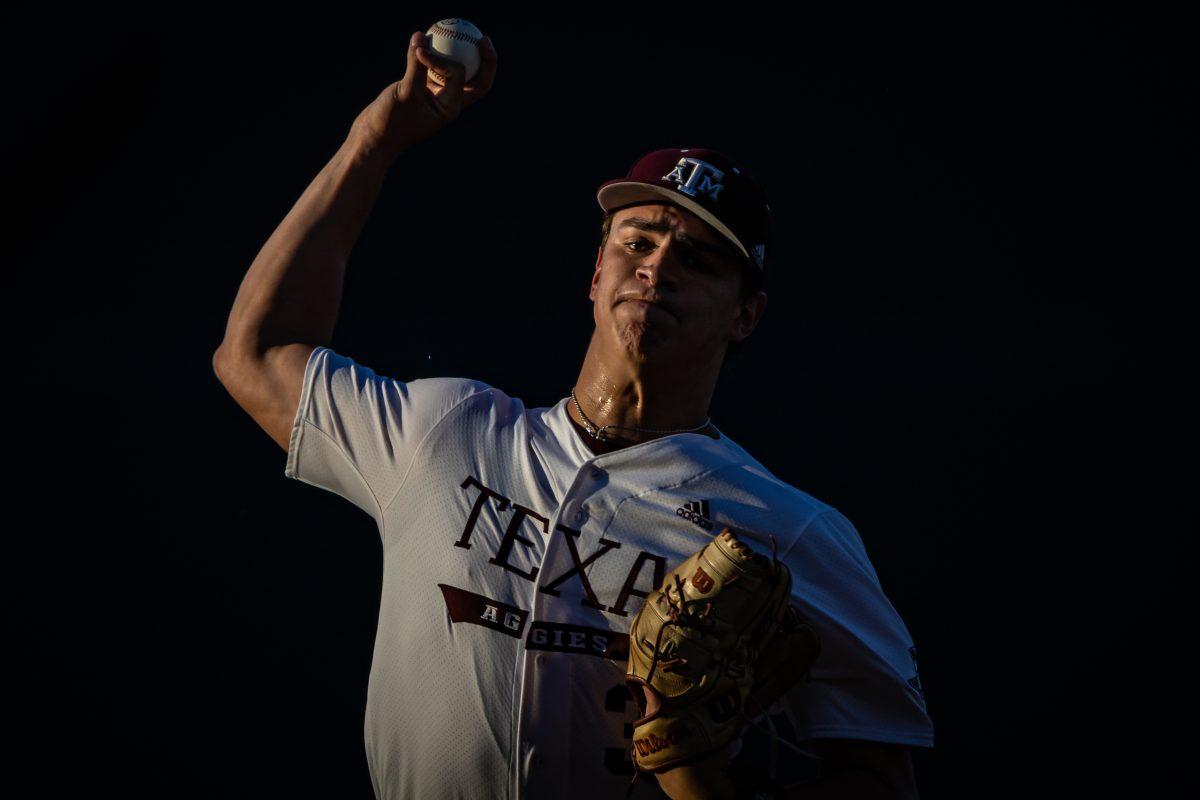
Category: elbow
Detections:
[
  {"x1": 212, "y1": 343, "x2": 238, "y2": 386},
  {"x1": 212, "y1": 346, "x2": 227, "y2": 384},
  {"x1": 212, "y1": 343, "x2": 247, "y2": 387}
]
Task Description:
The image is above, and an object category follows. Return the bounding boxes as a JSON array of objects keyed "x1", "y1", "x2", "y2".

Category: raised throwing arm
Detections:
[{"x1": 213, "y1": 30, "x2": 497, "y2": 449}]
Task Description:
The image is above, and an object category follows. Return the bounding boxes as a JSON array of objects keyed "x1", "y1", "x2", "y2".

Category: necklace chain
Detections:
[{"x1": 569, "y1": 387, "x2": 711, "y2": 443}]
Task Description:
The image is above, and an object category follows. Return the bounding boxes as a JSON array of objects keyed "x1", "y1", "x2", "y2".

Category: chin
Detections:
[{"x1": 616, "y1": 323, "x2": 680, "y2": 362}]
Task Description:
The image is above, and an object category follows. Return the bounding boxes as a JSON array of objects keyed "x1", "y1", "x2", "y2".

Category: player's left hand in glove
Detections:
[{"x1": 624, "y1": 527, "x2": 821, "y2": 793}]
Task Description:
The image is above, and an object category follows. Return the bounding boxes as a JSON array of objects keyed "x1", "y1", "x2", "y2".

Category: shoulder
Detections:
[
  {"x1": 400, "y1": 378, "x2": 555, "y2": 442},
  {"x1": 406, "y1": 375, "x2": 496, "y2": 399},
  {"x1": 715, "y1": 458, "x2": 847, "y2": 541},
  {"x1": 696, "y1": 435, "x2": 863, "y2": 556},
  {"x1": 370, "y1": 373, "x2": 500, "y2": 423},
  {"x1": 700, "y1": 443, "x2": 873, "y2": 575},
  {"x1": 709, "y1": 435, "x2": 836, "y2": 517},
  {"x1": 309, "y1": 348, "x2": 494, "y2": 398}
]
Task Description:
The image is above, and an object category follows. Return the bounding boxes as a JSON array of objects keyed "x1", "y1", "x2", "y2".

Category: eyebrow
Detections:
[{"x1": 616, "y1": 217, "x2": 738, "y2": 261}]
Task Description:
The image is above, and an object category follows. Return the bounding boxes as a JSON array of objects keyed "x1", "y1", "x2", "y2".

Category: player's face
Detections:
[{"x1": 589, "y1": 203, "x2": 766, "y2": 366}]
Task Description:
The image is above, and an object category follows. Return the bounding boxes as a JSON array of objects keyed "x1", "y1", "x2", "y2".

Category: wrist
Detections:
[
  {"x1": 656, "y1": 769, "x2": 736, "y2": 800},
  {"x1": 654, "y1": 745, "x2": 737, "y2": 800},
  {"x1": 345, "y1": 122, "x2": 406, "y2": 167},
  {"x1": 727, "y1": 763, "x2": 788, "y2": 800}
]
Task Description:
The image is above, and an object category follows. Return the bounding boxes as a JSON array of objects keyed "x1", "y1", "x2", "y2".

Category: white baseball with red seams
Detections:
[{"x1": 424, "y1": 18, "x2": 483, "y2": 84}]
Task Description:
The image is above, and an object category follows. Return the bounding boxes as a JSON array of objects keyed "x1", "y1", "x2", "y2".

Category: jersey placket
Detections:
[
  {"x1": 516, "y1": 433, "x2": 709, "y2": 799},
  {"x1": 513, "y1": 455, "x2": 617, "y2": 799}
]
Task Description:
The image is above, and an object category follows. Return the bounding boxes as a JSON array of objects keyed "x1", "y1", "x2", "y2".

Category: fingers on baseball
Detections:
[
  {"x1": 400, "y1": 31, "x2": 430, "y2": 93},
  {"x1": 415, "y1": 44, "x2": 467, "y2": 90},
  {"x1": 467, "y1": 35, "x2": 497, "y2": 95}
]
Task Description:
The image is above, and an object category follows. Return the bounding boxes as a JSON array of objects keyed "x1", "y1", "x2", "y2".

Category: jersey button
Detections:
[
  {"x1": 573, "y1": 507, "x2": 588, "y2": 524},
  {"x1": 536, "y1": 654, "x2": 548, "y2": 666}
]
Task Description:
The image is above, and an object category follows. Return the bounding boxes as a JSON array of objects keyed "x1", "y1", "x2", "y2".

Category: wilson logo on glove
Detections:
[
  {"x1": 632, "y1": 726, "x2": 694, "y2": 757},
  {"x1": 691, "y1": 565, "x2": 716, "y2": 593}
]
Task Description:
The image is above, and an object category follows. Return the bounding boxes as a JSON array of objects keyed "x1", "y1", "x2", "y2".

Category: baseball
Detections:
[{"x1": 424, "y1": 18, "x2": 484, "y2": 85}]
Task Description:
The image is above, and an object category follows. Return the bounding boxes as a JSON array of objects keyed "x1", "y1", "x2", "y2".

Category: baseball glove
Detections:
[{"x1": 625, "y1": 527, "x2": 821, "y2": 784}]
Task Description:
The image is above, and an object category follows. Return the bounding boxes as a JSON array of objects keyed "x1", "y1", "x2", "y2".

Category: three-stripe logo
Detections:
[{"x1": 675, "y1": 500, "x2": 713, "y2": 530}]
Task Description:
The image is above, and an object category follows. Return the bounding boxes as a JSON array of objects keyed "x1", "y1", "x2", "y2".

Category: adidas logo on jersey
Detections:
[{"x1": 676, "y1": 500, "x2": 713, "y2": 530}]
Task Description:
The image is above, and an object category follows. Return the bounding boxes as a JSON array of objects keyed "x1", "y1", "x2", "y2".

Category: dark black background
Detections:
[{"x1": 8, "y1": 1, "x2": 1193, "y2": 797}]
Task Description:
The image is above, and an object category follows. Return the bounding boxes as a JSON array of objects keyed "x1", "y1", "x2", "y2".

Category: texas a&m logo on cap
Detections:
[
  {"x1": 596, "y1": 146, "x2": 774, "y2": 281},
  {"x1": 661, "y1": 157, "x2": 726, "y2": 202}
]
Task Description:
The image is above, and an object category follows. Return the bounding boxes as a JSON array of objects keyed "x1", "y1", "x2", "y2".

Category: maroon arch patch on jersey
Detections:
[{"x1": 438, "y1": 583, "x2": 529, "y2": 638}]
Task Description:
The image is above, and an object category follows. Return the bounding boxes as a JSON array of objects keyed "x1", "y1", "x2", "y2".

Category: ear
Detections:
[
  {"x1": 729, "y1": 290, "x2": 768, "y2": 343},
  {"x1": 588, "y1": 246, "x2": 603, "y2": 301}
]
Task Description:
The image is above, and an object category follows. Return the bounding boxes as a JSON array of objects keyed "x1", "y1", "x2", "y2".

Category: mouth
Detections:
[
  {"x1": 617, "y1": 291, "x2": 677, "y2": 314},
  {"x1": 619, "y1": 298, "x2": 676, "y2": 320}
]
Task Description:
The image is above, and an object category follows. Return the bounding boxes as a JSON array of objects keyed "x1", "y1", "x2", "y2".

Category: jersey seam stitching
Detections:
[
  {"x1": 595, "y1": 461, "x2": 735, "y2": 542},
  {"x1": 378, "y1": 383, "x2": 494, "y2": 518},
  {"x1": 297, "y1": 418, "x2": 385, "y2": 523},
  {"x1": 777, "y1": 508, "x2": 835, "y2": 564}
]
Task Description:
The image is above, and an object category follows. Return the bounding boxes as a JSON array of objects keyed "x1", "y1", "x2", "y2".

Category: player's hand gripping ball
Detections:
[
  {"x1": 424, "y1": 18, "x2": 484, "y2": 85},
  {"x1": 625, "y1": 528, "x2": 822, "y2": 774}
]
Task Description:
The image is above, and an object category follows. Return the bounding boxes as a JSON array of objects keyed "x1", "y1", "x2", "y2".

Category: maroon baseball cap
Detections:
[{"x1": 596, "y1": 147, "x2": 774, "y2": 284}]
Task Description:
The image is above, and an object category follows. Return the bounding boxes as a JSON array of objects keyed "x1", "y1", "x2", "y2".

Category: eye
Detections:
[{"x1": 623, "y1": 238, "x2": 712, "y2": 271}]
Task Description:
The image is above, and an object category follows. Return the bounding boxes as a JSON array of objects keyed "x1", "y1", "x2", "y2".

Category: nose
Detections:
[{"x1": 635, "y1": 239, "x2": 684, "y2": 287}]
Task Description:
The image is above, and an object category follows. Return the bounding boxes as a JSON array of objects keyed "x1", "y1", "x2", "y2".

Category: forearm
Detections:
[
  {"x1": 784, "y1": 770, "x2": 917, "y2": 800},
  {"x1": 657, "y1": 767, "x2": 907, "y2": 800},
  {"x1": 218, "y1": 125, "x2": 395, "y2": 357},
  {"x1": 658, "y1": 767, "x2": 912, "y2": 800},
  {"x1": 658, "y1": 743, "x2": 917, "y2": 800}
]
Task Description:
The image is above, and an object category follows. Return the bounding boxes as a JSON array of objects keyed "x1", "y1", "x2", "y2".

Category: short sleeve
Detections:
[
  {"x1": 775, "y1": 508, "x2": 934, "y2": 747},
  {"x1": 284, "y1": 346, "x2": 491, "y2": 525}
]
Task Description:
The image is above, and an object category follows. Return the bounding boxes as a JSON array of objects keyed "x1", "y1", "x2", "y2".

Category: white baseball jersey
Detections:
[{"x1": 284, "y1": 346, "x2": 934, "y2": 799}]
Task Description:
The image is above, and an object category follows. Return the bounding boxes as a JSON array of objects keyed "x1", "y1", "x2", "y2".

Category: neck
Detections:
[{"x1": 567, "y1": 333, "x2": 722, "y2": 453}]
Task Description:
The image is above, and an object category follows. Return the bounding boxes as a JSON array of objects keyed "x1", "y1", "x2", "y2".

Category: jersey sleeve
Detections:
[
  {"x1": 773, "y1": 508, "x2": 934, "y2": 747},
  {"x1": 284, "y1": 346, "x2": 491, "y2": 525}
]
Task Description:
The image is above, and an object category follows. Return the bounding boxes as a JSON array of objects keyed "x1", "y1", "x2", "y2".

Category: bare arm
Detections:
[
  {"x1": 784, "y1": 739, "x2": 918, "y2": 800},
  {"x1": 213, "y1": 29, "x2": 497, "y2": 449},
  {"x1": 656, "y1": 739, "x2": 918, "y2": 800},
  {"x1": 211, "y1": 133, "x2": 386, "y2": 450}
]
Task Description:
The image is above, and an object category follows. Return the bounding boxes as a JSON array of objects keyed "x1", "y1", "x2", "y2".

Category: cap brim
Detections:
[{"x1": 596, "y1": 181, "x2": 750, "y2": 262}]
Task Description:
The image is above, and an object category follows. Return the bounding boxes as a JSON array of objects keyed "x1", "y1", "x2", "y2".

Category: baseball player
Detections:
[{"x1": 214, "y1": 31, "x2": 933, "y2": 800}]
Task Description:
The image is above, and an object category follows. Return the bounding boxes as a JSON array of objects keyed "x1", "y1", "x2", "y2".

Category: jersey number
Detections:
[{"x1": 603, "y1": 683, "x2": 636, "y2": 776}]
